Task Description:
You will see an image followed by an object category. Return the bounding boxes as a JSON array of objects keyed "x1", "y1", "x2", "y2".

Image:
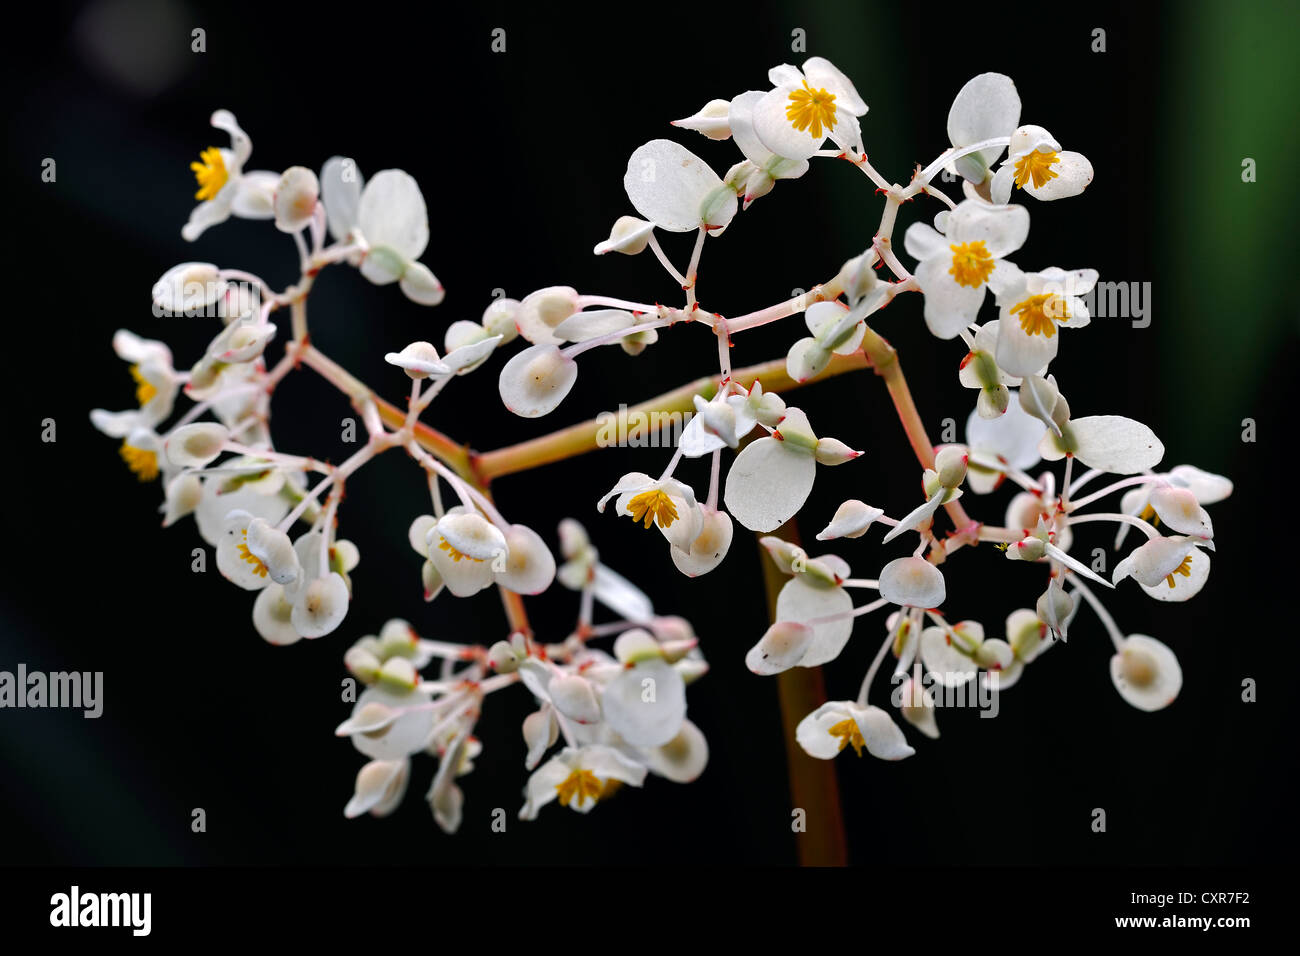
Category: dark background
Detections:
[{"x1": 3, "y1": 0, "x2": 1296, "y2": 867}]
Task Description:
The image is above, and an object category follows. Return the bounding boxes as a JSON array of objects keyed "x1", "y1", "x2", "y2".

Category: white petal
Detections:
[
  {"x1": 916, "y1": 257, "x2": 986, "y2": 339},
  {"x1": 1026, "y1": 151, "x2": 1093, "y2": 200},
  {"x1": 724, "y1": 437, "x2": 816, "y2": 532},
  {"x1": 348, "y1": 687, "x2": 435, "y2": 760},
  {"x1": 320, "y1": 156, "x2": 364, "y2": 241},
  {"x1": 602, "y1": 659, "x2": 686, "y2": 747},
  {"x1": 776, "y1": 576, "x2": 853, "y2": 667},
  {"x1": 670, "y1": 508, "x2": 733, "y2": 577},
  {"x1": 855, "y1": 705, "x2": 915, "y2": 760},
  {"x1": 879, "y1": 557, "x2": 946, "y2": 608},
  {"x1": 357, "y1": 169, "x2": 428, "y2": 259},
  {"x1": 643, "y1": 720, "x2": 709, "y2": 783},
  {"x1": 947, "y1": 73, "x2": 1020, "y2": 181},
  {"x1": 817, "y1": 499, "x2": 884, "y2": 540},
  {"x1": 1110, "y1": 635, "x2": 1181, "y2": 711},
  {"x1": 752, "y1": 86, "x2": 826, "y2": 160},
  {"x1": 498, "y1": 344, "x2": 578, "y2": 418},
  {"x1": 1042, "y1": 415, "x2": 1164, "y2": 474},
  {"x1": 623, "y1": 139, "x2": 731, "y2": 232}
]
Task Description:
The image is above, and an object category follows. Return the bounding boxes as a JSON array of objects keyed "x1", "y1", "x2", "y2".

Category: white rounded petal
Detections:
[
  {"x1": 776, "y1": 576, "x2": 853, "y2": 667},
  {"x1": 1110, "y1": 635, "x2": 1181, "y2": 712},
  {"x1": 1149, "y1": 486, "x2": 1213, "y2": 537},
  {"x1": 152, "y1": 262, "x2": 226, "y2": 315},
  {"x1": 594, "y1": 216, "x2": 655, "y2": 255},
  {"x1": 919, "y1": 626, "x2": 978, "y2": 687},
  {"x1": 230, "y1": 171, "x2": 278, "y2": 219},
  {"x1": 995, "y1": 309, "x2": 1059, "y2": 377},
  {"x1": 670, "y1": 508, "x2": 733, "y2": 577},
  {"x1": 623, "y1": 139, "x2": 728, "y2": 232},
  {"x1": 796, "y1": 703, "x2": 854, "y2": 759},
  {"x1": 348, "y1": 687, "x2": 435, "y2": 760},
  {"x1": 1026, "y1": 151, "x2": 1093, "y2": 200},
  {"x1": 856, "y1": 705, "x2": 915, "y2": 760},
  {"x1": 549, "y1": 675, "x2": 602, "y2": 725},
  {"x1": 1169, "y1": 465, "x2": 1233, "y2": 504},
  {"x1": 724, "y1": 437, "x2": 817, "y2": 533},
  {"x1": 344, "y1": 759, "x2": 409, "y2": 819},
  {"x1": 252, "y1": 584, "x2": 302, "y2": 646},
  {"x1": 216, "y1": 510, "x2": 273, "y2": 590},
  {"x1": 273, "y1": 166, "x2": 320, "y2": 233},
  {"x1": 949, "y1": 200, "x2": 1030, "y2": 259},
  {"x1": 437, "y1": 511, "x2": 507, "y2": 561},
  {"x1": 320, "y1": 156, "x2": 364, "y2": 241},
  {"x1": 643, "y1": 720, "x2": 709, "y2": 783},
  {"x1": 898, "y1": 677, "x2": 941, "y2": 739},
  {"x1": 947, "y1": 73, "x2": 1020, "y2": 181},
  {"x1": 498, "y1": 343, "x2": 578, "y2": 418},
  {"x1": 291, "y1": 572, "x2": 350, "y2": 638},
  {"x1": 496, "y1": 523, "x2": 556, "y2": 594},
  {"x1": 752, "y1": 86, "x2": 827, "y2": 160},
  {"x1": 602, "y1": 659, "x2": 686, "y2": 747},
  {"x1": 745, "y1": 621, "x2": 814, "y2": 675},
  {"x1": 1043, "y1": 415, "x2": 1165, "y2": 474},
  {"x1": 879, "y1": 557, "x2": 946, "y2": 608},
  {"x1": 1139, "y1": 546, "x2": 1210, "y2": 602},
  {"x1": 966, "y1": 391, "x2": 1046, "y2": 470},
  {"x1": 917, "y1": 257, "x2": 987, "y2": 339},
  {"x1": 246, "y1": 518, "x2": 300, "y2": 585},
  {"x1": 515, "y1": 286, "x2": 579, "y2": 346},
  {"x1": 357, "y1": 169, "x2": 428, "y2": 259},
  {"x1": 1113, "y1": 536, "x2": 1198, "y2": 587}
]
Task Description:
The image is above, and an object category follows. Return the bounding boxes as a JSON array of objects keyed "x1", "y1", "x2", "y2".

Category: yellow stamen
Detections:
[
  {"x1": 1013, "y1": 150, "x2": 1060, "y2": 190},
  {"x1": 555, "y1": 768, "x2": 604, "y2": 808},
  {"x1": 785, "y1": 81, "x2": 838, "y2": 139},
  {"x1": 626, "y1": 489, "x2": 679, "y2": 529},
  {"x1": 237, "y1": 540, "x2": 269, "y2": 578},
  {"x1": 828, "y1": 718, "x2": 865, "y2": 757},
  {"x1": 438, "y1": 538, "x2": 485, "y2": 563},
  {"x1": 948, "y1": 240, "x2": 995, "y2": 288},
  {"x1": 1139, "y1": 503, "x2": 1161, "y2": 527},
  {"x1": 1165, "y1": 554, "x2": 1193, "y2": 589},
  {"x1": 1010, "y1": 292, "x2": 1068, "y2": 338},
  {"x1": 119, "y1": 442, "x2": 159, "y2": 482},
  {"x1": 190, "y1": 146, "x2": 229, "y2": 202},
  {"x1": 130, "y1": 365, "x2": 157, "y2": 406}
]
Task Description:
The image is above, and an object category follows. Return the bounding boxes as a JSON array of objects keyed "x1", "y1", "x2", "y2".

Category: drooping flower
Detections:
[{"x1": 183, "y1": 110, "x2": 279, "y2": 241}]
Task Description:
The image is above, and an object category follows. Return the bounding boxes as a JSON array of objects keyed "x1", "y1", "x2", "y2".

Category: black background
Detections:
[{"x1": 3, "y1": 0, "x2": 1296, "y2": 869}]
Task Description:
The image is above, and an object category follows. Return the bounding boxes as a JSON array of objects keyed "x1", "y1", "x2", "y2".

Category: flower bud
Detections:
[
  {"x1": 934, "y1": 445, "x2": 969, "y2": 488},
  {"x1": 162, "y1": 473, "x2": 202, "y2": 527},
  {"x1": 487, "y1": 640, "x2": 519, "y2": 673},
  {"x1": 594, "y1": 216, "x2": 655, "y2": 255},
  {"x1": 515, "y1": 286, "x2": 580, "y2": 345},
  {"x1": 378, "y1": 619, "x2": 418, "y2": 660},
  {"x1": 399, "y1": 261, "x2": 445, "y2": 306},
  {"x1": 481, "y1": 297, "x2": 520, "y2": 344},
  {"x1": 386, "y1": 341, "x2": 448, "y2": 380},
  {"x1": 673, "y1": 98, "x2": 733, "y2": 140},
  {"x1": 345, "y1": 645, "x2": 382, "y2": 683},
  {"x1": 164, "y1": 422, "x2": 229, "y2": 467},
  {"x1": 814, "y1": 437, "x2": 861, "y2": 466},
  {"x1": 613, "y1": 628, "x2": 662, "y2": 664},
  {"x1": 1036, "y1": 583, "x2": 1074, "y2": 638},
  {"x1": 377, "y1": 656, "x2": 418, "y2": 692}
]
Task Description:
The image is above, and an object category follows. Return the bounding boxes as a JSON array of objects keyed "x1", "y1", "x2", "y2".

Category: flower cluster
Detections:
[{"x1": 95, "y1": 57, "x2": 1231, "y2": 833}]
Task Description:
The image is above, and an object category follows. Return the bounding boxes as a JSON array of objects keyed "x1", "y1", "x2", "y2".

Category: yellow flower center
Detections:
[
  {"x1": 1013, "y1": 150, "x2": 1060, "y2": 190},
  {"x1": 1121, "y1": 649, "x2": 1158, "y2": 687},
  {"x1": 828, "y1": 718, "x2": 864, "y2": 757},
  {"x1": 1165, "y1": 554, "x2": 1193, "y2": 588},
  {"x1": 1139, "y1": 503, "x2": 1161, "y2": 527},
  {"x1": 190, "y1": 146, "x2": 229, "y2": 202},
  {"x1": 785, "y1": 81, "x2": 838, "y2": 139},
  {"x1": 237, "y1": 539, "x2": 269, "y2": 578},
  {"x1": 130, "y1": 364, "x2": 157, "y2": 406},
  {"x1": 1010, "y1": 292, "x2": 1068, "y2": 338},
  {"x1": 119, "y1": 442, "x2": 159, "y2": 482},
  {"x1": 626, "y1": 489, "x2": 679, "y2": 529},
  {"x1": 555, "y1": 768, "x2": 604, "y2": 808},
  {"x1": 948, "y1": 241, "x2": 995, "y2": 288},
  {"x1": 438, "y1": 538, "x2": 484, "y2": 563}
]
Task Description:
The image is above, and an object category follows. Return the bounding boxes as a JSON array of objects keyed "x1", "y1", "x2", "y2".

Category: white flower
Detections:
[
  {"x1": 946, "y1": 72, "x2": 1021, "y2": 184},
  {"x1": 1110, "y1": 635, "x2": 1182, "y2": 711},
  {"x1": 958, "y1": 321, "x2": 1019, "y2": 419},
  {"x1": 273, "y1": 166, "x2": 320, "y2": 233},
  {"x1": 678, "y1": 388, "x2": 760, "y2": 456},
  {"x1": 336, "y1": 685, "x2": 436, "y2": 761},
  {"x1": 918, "y1": 619, "x2": 1012, "y2": 687},
  {"x1": 623, "y1": 139, "x2": 737, "y2": 233},
  {"x1": 765, "y1": 550, "x2": 854, "y2": 667},
  {"x1": 751, "y1": 57, "x2": 868, "y2": 161},
  {"x1": 601, "y1": 656, "x2": 687, "y2": 747},
  {"x1": 991, "y1": 125, "x2": 1094, "y2": 203},
  {"x1": 598, "y1": 472, "x2": 703, "y2": 555},
  {"x1": 319, "y1": 158, "x2": 444, "y2": 305},
  {"x1": 425, "y1": 508, "x2": 509, "y2": 598},
  {"x1": 669, "y1": 507, "x2": 734, "y2": 577},
  {"x1": 1113, "y1": 534, "x2": 1213, "y2": 602},
  {"x1": 183, "y1": 110, "x2": 278, "y2": 241},
  {"x1": 993, "y1": 266, "x2": 1098, "y2": 376},
  {"x1": 1114, "y1": 465, "x2": 1232, "y2": 549},
  {"x1": 726, "y1": 90, "x2": 811, "y2": 205},
  {"x1": 904, "y1": 200, "x2": 1029, "y2": 339},
  {"x1": 520, "y1": 745, "x2": 647, "y2": 819},
  {"x1": 795, "y1": 701, "x2": 913, "y2": 760}
]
